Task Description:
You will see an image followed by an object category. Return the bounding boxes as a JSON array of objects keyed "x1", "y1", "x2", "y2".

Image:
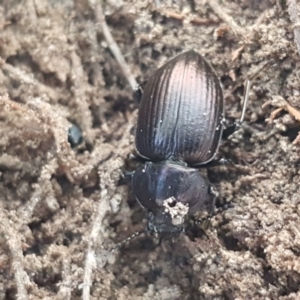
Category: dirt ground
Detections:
[{"x1": 0, "y1": 0, "x2": 300, "y2": 299}]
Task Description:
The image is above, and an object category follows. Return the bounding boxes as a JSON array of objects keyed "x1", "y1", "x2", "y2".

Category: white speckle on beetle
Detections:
[{"x1": 163, "y1": 197, "x2": 189, "y2": 226}]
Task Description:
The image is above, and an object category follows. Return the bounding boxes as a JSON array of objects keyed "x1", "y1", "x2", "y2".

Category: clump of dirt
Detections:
[{"x1": 0, "y1": 0, "x2": 300, "y2": 299}]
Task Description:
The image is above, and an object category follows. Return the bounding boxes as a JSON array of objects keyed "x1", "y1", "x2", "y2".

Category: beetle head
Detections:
[{"x1": 132, "y1": 162, "x2": 211, "y2": 234}]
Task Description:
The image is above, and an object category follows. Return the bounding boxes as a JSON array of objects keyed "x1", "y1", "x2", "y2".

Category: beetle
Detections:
[{"x1": 130, "y1": 50, "x2": 250, "y2": 235}]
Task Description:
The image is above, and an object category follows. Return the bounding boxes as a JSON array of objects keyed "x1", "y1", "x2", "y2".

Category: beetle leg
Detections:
[
  {"x1": 121, "y1": 167, "x2": 135, "y2": 181},
  {"x1": 222, "y1": 79, "x2": 251, "y2": 139},
  {"x1": 110, "y1": 228, "x2": 148, "y2": 252},
  {"x1": 128, "y1": 152, "x2": 149, "y2": 163},
  {"x1": 121, "y1": 152, "x2": 148, "y2": 183},
  {"x1": 133, "y1": 84, "x2": 143, "y2": 103},
  {"x1": 222, "y1": 121, "x2": 242, "y2": 139},
  {"x1": 200, "y1": 203, "x2": 233, "y2": 230},
  {"x1": 208, "y1": 186, "x2": 234, "y2": 217},
  {"x1": 196, "y1": 157, "x2": 232, "y2": 168}
]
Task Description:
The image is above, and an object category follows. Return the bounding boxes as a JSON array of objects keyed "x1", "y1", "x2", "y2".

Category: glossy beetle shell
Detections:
[
  {"x1": 133, "y1": 162, "x2": 210, "y2": 215},
  {"x1": 135, "y1": 50, "x2": 224, "y2": 165}
]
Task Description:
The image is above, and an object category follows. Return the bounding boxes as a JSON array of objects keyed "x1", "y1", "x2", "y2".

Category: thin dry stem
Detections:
[
  {"x1": 208, "y1": 0, "x2": 246, "y2": 39},
  {"x1": 231, "y1": 10, "x2": 266, "y2": 61},
  {"x1": 0, "y1": 96, "x2": 49, "y2": 222},
  {"x1": 0, "y1": 94, "x2": 78, "y2": 182},
  {"x1": 233, "y1": 174, "x2": 269, "y2": 192},
  {"x1": 70, "y1": 51, "x2": 94, "y2": 143},
  {"x1": 18, "y1": 158, "x2": 57, "y2": 223},
  {"x1": 26, "y1": 0, "x2": 38, "y2": 21},
  {"x1": 0, "y1": 94, "x2": 77, "y2": 296},
  {"x1": 82, "y1": 189, "x2": 111, "y2": 300},
  {"x1": 0, "y1": 58, "x2": 57, "y2": 100},
  {"x1": 0, "y1": 210, "x2": 30, "y2": 300},
  {"x1": 82, "y1": 118, "x2": 134, "y2": 300},
  {"x1": 157, "y1": 9, "x2": 219, "y2": 25},
  {"x1": 265, "y1": 98, "x2": 300, "y2": 123},
  {"x1": 57, "y1": 257, "x2": 72, "y2": 300},
  {"x1": 26, "y1": 97, "x2": 80, "y2": 182},
  {"x1": 292, "y1": 132, "x2": 300, "y2": 144},
  {"x1": 18, "y1": 184, "x2": 43, "y2": 223},
  {"x1": 206, "y1": 1, "x2": 268, "y2": 61},
  {"x1": 288, "y1": 0, "x2": 300, "y2": 54},
  {"x1": 88, "y1": 0, "x2": 137, "y2": 90}
]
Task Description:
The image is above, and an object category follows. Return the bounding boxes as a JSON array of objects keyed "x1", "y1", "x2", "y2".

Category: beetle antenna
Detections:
[
  {"x1": 239, "y1": 58, "x2": 274, "y2": 125},
  {"x1": 239, "y1": 79, "x2": 251, "y2": 125},
  {"x1": 110, "y1": 228, "x2": 148, "y2": 253},
  {"x1": 221, "y1": 79, "x2": 252, "y2": 139}
]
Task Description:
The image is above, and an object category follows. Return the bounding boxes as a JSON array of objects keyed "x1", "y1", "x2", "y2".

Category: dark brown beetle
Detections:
[{"x1": 131, "y1": 50, "x2": 249, "y2": 235}]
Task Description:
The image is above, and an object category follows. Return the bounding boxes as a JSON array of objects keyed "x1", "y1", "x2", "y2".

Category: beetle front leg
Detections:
[
  {"x1": 128, "y1": 152, "x2": 149, "y2": 164},
  {"x1": 133, "y1": 85, "x2": 143, "y2": 103},
  {"x1": 121, "y1": 168, "x2": 135, "y2": 181},
  {"x1": 122, "y1": 152, "x2": 149, "y2": 181},
  {"x1": 222, "y1": 121, "x2": 242, "y2": 139},
  {"x1": 196, "y1": 157, "x2": 232, "y2": 168}
]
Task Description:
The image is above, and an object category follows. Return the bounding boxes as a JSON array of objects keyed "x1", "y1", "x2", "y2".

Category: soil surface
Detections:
[{"x1": 1, "y1": 1, "x2": 300, "y2": 299}]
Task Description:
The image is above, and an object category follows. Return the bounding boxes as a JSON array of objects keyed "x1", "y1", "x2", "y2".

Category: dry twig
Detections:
[
  {"x1": 26, "y1": 97, "x2": 80, "y2": 182},
  {"x1": 70, "y1": 51, "x2": 94, "y2": 143},
  {"x1": 82, "y1": 189, "x2": 111, "y2": 300},
  {"x1": 18, "y1": 162, "x2": 57, "y2": 223},
  {"x1": 157, "y1": 9, "x2": 219, "y2": 26},
  {"x1": 230, "y1": 10, "x2": 267, "y2": 61},
  {"x1": 207, "y1": 0, "x2": 268, "y2": 61},
  {"x1": 263, "y1": 97, "x2": 300, "y2": 144},
  {"x1": 233, "y1": 174, "x2": 269, "y2": 192},
  {"x1": 82, "y1": 116, "x2": 134, "y2": 300},
  {"x1": 0, "y1": 58, "x2": 57, "y2": 101},
  {"x1": 88, "y1": 0, "x2": 137, "y2": 90},
  {"x1": 0, "y1": 210, "x2": 30, "y2": 300},
  {"x1": 57, "y1": 256, "x2": 72, "y2": 300},
  {"x1": 208, "y1": 0, "x2": 247, "y2": 39},
  {"x1": 288, "y1": 0, "x2": 300, "y2": 54},
  {"x1": 263, "y1": 99, "x2": 300, "y2": 124}
]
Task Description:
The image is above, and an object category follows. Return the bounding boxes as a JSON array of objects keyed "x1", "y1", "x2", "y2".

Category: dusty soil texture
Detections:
[{"x1": 1, "y1": 0, "x2": 300, "y2": 299}]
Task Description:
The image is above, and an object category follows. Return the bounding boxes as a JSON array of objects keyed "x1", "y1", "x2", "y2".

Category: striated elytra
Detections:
[
  {"x1": 131, "y1": 50, "x2": 248, "y2": 235},
  {"x1": 135, "y1": 50, "x2": 224, "y2": 164}
]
